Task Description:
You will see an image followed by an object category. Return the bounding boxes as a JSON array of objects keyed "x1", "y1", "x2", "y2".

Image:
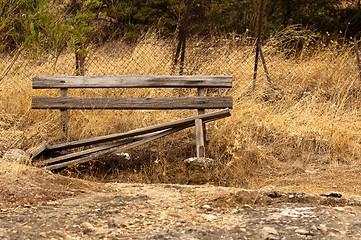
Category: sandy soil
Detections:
[
  {"x1": 1, "y1": 179, "x2": 361, "y2": 240},
  {"x1": 2, "y1": 154, "x2": 361, "y2": 240}
]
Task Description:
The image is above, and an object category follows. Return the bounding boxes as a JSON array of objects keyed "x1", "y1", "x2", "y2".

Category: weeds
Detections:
[{"x1": 0, "y1": 30, "x2": 360, "y2": 189}]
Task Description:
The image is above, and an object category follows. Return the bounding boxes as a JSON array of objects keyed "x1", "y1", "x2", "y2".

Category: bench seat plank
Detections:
[
  {"x1": 32, "y1": 96, "x2": 233, "y2": 110},
  {"x1": 32, "y1": 75, "x2": 232, "y2": 89}
]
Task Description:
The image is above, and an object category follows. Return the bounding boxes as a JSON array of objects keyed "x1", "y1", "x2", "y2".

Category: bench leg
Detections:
[
  {"x1": 60, "y1": 88, "x2": 69, "y2": 139},
  {"x1": 60, "y1": 109, "x2": 69, "y2": 139},
  {"x1": 195, "y1": 119, "x2": 205, "y2": 158}
]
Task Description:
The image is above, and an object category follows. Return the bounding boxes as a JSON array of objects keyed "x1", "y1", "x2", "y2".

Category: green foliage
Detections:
[
  {"x1": 0, "y1": 0, "x2": 41, "y2": 51},
  {"x1": 0, "y1": 0, "x2": 360, "y2": 51},
  {"x1": 264, "y1": 0, "x2": 351, "y2": 37}
]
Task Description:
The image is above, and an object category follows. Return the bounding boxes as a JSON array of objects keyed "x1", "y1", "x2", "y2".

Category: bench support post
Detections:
[
  {"x1": 60, "y1": 88, "x2": 69, "y2": 139},
  {"x1": 197, "y1": 87, "x2": 207, "y2": 144},
  {"x1": 195, "y1": 118, "x2": 205, "y2": 158}
]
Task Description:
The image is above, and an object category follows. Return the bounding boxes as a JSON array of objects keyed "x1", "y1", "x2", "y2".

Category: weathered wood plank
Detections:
[
  {"x1": 34, "y1": 138, "x2": 137, "y2": 167},
  {"x1": 197, "y1": 87, "x2": 206, "y2": 144},
  {"x1": 44, "y1": 126, "x2": 186, "y2": 170},
  {"x1": 26, "y1": 141, "x2": 48, "y2": 160},
  {"x1": 45, "y1": 108, "x2": 231, "y2": 152},
  {"x1": 32, "y1": 75, "x2": 232, "y2": 89},
  {"x1": 60, "y1": 88, "x2": 69, "y2": 138},
  {"x1": 35, "y1": 126, "x2": 191, "y2": 167},
  {"x1": 32, "y1": 96, "x2": 233, "y2": 110},
  {"x1": 195, "y1": 119, "x2": 205, "y2": 158}
]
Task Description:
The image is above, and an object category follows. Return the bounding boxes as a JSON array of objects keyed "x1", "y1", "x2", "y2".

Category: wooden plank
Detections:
[
  {"x1": 45, "y1": 108, "x2": 231, "y2": 152},
  {"x1": 195, "y1": 119, "x2": 205, "y2": 158},
  {"x1": 60, "y1": 88, "x2": 69, "y2": 138},
  {"x1": 35, "y1": 126, "x2": 190, "y2": 167},
  {"x1": 32, "y1": 96, "x2": 233, "y2": 110},
  {"x1": 197, "y1": 87, "x2": 206, "y2": 144},
  {"x1": 34, "y1": 138, "x2": 137, "y2": 167},
  {"x1": 32, "y1": 75, "x2": 232, "y2": 89},
  {"x1": 44, "y1": 126, "x2": 186, "y2": 170},
  {"x1": 26, "y1": 141, "x2": 48, "y2": 160},
  {"x1": 197, "y1": 88, "x2": 205, "y2": 115}
]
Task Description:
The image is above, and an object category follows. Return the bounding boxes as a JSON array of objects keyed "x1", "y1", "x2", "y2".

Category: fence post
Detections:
[
  {"x1": 258, "y1": 44, "x2": 273, "y2": 88},
  {"x1": 174, "y1": 0, "x2": 193, "y2": 75},
  {"x1": 252, "y1": 0, "x2": 266, "y2": 90},
  {"x1": 75, "y1": 42, "x2": 85, "y2": 76}
]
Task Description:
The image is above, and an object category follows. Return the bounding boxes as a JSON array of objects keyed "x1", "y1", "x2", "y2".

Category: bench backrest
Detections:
[{"x1": 32, "y1": 75, "x2": 233, "y2": 110}]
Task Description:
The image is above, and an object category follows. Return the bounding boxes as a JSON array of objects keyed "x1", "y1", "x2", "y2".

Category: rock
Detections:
[
  {"x1": 201, "y1": 204, "x2": 212, "y2": 211},
  {"x1": 231, "y1": 208, "x2": 241, "y2": 214},
  {"x1": 295, "y1": 229, "x2": 312, "y2": 236},
  {"x1": 261, "y1": 226, "x2": 279, "y2": 239},
  {"x1": 267, "y1": 191, "x2": 284, "y2": 198},
  {"x1": 318, "y1": 224, "x2": 328, "y2": 233},
  {"x1": 184, "y1": 157, "x2": 215, "y2": 184},
  {"x1": 108, "y1": 217, "x2": 128, "y2": 228},
  {"x1": 2, "y1": 148, "x2": 31, "y2": 165},
  {"x1": 80, "y1": 222, "x2": 96, "y2": 234},
  {"x1": 334, "y1": 207, "x2": 345, "y2": 212},
  {"x1": 320, "y1": 192, "x2": 343, "y2": 198},
  {"x1": 263, "y1": 226, "x2": 278, "y2": 235},
  {"x1": 203, "y1": 214, "x2": 218, "y2": 221}
]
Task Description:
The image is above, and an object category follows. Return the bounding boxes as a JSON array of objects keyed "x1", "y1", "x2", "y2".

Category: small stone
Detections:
[
  {"x1": 318, "y1": 224, "x2": 328, "y2": 233},
  {"x1": 80, "y1": 222, "x2": 95, "y2": 234},
  {"x1": 3, "y1": 148, "x2": 31, "y2": 165},
  {"x1": 295, "y1": 229, "x2": 312, "y2": 235},
  {"x1": 334, "y1": 207, "x2": 345, "y2": 212},
  {"x1": 202, "y1": 205, "x2": 212, "y2": 211},
  {"x1": 320, "y1": 192, "x2": 342, "y2": 198},
  {"x1": 261, "y1": 227, "x2": 279, "y2": 239},
  {"x1": 231, "y1": 208, "x2": 240, "y2": 214},
  {"x1": 263, "y1": 226, "x2": 278, "y2": 235},
  {"x1": 311, "y1": 225, "x2": 318, "y2": 231},
  {"x1": 109, "y1": 217, "x2": 128, "y2": 228},
  {"x1": 267, "y1": 191, "x2": 284, "y2": 198},
  {"x1": 204, "y1": 214, "x2": 218, "y2": 221}
]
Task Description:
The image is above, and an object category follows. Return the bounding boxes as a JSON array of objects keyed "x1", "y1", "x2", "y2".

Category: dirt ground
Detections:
[{"x1": 1, "y1": 167, "x2": 361, "y2": 240}]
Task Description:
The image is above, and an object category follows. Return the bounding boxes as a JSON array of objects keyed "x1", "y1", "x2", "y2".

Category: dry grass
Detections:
[{"x1": 1, "y1": 29, "x2": 361, "y2": 207}]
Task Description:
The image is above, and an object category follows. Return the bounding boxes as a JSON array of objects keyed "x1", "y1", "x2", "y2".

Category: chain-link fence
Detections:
[{"x1": 0, "y1": 29, "x2": 360, "y2": 113}]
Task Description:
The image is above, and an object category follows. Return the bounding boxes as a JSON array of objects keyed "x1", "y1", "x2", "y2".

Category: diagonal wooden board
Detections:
[
  {"x1": 31, "y1": 108, "x2": 231, "y2": 170},
  {"x1": 43, "y1": 127, "x2": 187, "y2": 171},
  {"x1": 34, "y1": 128, "x2": 182, "y2": 167},
  {"x1": 44, "y1": 108, "x2": 230, "y2": 153}
]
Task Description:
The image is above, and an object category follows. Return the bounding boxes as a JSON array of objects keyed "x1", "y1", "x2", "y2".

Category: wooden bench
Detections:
[{"x1": 31, "y1": 75, "x2": 233, "y2": 169}]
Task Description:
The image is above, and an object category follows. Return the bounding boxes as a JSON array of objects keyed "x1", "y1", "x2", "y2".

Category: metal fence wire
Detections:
[
  {"x1": 0, "y1": 31, "x2": 360, "y2": 100},
  {"x1": 0, "y1": 34, "x2": 256, "y2": 89}
]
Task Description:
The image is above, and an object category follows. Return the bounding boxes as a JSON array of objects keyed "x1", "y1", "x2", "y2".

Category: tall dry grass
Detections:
[{"x1": 0, "y1": 29, "x2": 360, "y2": 188}]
